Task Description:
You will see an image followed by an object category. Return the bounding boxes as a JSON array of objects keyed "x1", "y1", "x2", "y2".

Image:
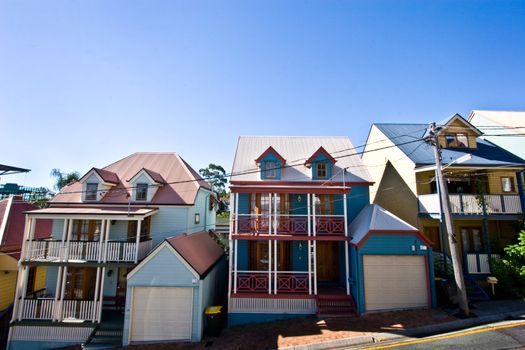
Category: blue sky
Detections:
[{"x1": 1, "y1": 0, "x2": 524, "y2": 189}]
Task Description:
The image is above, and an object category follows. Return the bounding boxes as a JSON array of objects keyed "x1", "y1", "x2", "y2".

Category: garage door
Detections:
[
  {"x1": 131, "y1": 287, "x2": 193, "y2": 342},
  {"x1": 363, "y1": 255, "x2": 428, "y2": 312}
]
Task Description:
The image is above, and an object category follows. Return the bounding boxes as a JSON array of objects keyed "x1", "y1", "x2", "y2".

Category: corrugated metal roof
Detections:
[
  {"x1": 349, "y1": 204, "x2": 417, "y2": 244},
  {"x1": 167, "y1": 231, "x2": 224, "y2": 277},
  {"x1": 231, "y1": 136, "x2": 372, "y2": 183},
  {"x1": 374, "y1": 123, "x2": 525, "y2": 167},
  {"x1": 0, "y1": 196, "x2": 51, "y2": 259},
  {"x1": 26, "y1": 207, "x2": 157, "y2": 217},
  {"x1": 469, "y1": 110, "x2": 525, "y2": 134},
  {"x1": 52, "y1": 152, "x2": 211, "y2": 205}
]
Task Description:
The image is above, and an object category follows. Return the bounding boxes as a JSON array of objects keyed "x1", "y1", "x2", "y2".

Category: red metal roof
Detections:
[
  {"x1": 52, "y1": 153, "x2": 211, "y2": 205},
  {"x1": 0, "y1": 196, "x2": 52, "y2": 259},
  {"x1": 166, "y1": 231, "x2": 224, "y2": 277}
]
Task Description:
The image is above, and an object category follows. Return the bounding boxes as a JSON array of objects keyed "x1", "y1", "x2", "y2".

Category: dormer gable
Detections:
[
  {"x1": 305, "y1": 146, "x2": 336, "y2": 180},
  {"x1": 438, "y1": 114, "x2": 482, "y2": 150},
  {"x1": 78, "y1": 168, "x2": 119, "y2": 201},
  {"x1": 127, "y1": 168, "x2": 166, "y2": 202},
  {"x1": 255, "y1": 146, "x2": 286, "y2": 180}
]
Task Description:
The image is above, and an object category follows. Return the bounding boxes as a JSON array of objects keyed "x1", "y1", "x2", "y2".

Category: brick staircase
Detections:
[{"x1": 316, "y1": 293, "x2": 357, "y2": 317}]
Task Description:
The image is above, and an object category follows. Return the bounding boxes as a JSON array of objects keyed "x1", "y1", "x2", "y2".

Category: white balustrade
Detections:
[
  {"x1": 62, "y1": 300, "x2": 96, "y2": 320},
  {"x1": 20, "y1": 298, "x2": 55, "y2": 320},
  {"x1": 418, "y1": 194, "x2": 522, "y2": 215},
  {"x1": 466, "y1": 253, "x2": 500, "y2": 274},
  {"x1": 10, "y1": 325, "x2": 95, "y2": 341}
]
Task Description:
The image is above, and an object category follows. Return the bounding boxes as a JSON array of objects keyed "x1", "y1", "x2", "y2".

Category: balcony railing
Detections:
[
  {"x1": 235, "y1": 214, "x2": 345, "y2": 236},
  {"x1": 19, "y1": 298, "x2": 97, "y2": 321},
  {"x1": 466, "y1": 253, "x2": 500, "y2": 274},
  {"x1": 234, "y1": 271, "x2": 309, "y2": 294},
  {"x1": 24, "y1": 239, "x2": 153, "y2": 263},
  {"x1": 418, "y1": 194, "x2": 522, "y2": 215}
]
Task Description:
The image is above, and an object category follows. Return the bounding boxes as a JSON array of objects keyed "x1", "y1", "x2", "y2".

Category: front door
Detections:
[
  {"x1": 249, "y1": 241, "x2": 290, "y2": 271},
  {"x1": 64, "y1": 267, "x2": 97, "y2": 299},
  {"x1": 316, "y1": 241, "x2": 339, "y2": 282},
  {"x1": 116, "y1": 267, "x2": 131, "y2": 306}
]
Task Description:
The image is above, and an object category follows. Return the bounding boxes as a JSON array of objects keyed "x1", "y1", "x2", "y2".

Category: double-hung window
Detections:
[
  {"x1": 264, "y1": 161, "x2": 277, "y2": 179},
  {"x1": 86, "y1": 183, "x2": 98, "y2": 200},
  {"x1": 316, "y1": 162, "x2": 328, "y2": 179},
  {"x1": 136, "y1": 183, "x2": 148, "y2": 201}
]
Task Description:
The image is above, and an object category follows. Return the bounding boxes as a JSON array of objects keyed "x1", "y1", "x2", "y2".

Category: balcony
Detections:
[
  {"x1": 418, "y1": 194, "x2": 522, "y2": 216},
  {"x1": 19, "y1": 298, "x2": 97, "y2": 321},
  {"x1": 23, "y1": 239, "x2": 153, "y2": 263},
  {"x1": 235, "y1": 214, "x2": 345, "y2": 237},
  {"x1": 234, "y1": 271, "x2": 309, "y2": 294}
]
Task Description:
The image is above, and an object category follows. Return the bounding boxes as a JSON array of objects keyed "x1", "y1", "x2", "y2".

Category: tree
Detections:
[
  {"x1": 50, "y1": 168, "x2": 81, "y2": 191},
  {"x1": 199, "y1": 164, "x2": 227, "y2": 196}
]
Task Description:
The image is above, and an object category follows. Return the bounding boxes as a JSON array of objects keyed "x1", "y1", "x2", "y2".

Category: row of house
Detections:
[{"x1": 2, "y1": 110, "x2": 524, "y2": 350}]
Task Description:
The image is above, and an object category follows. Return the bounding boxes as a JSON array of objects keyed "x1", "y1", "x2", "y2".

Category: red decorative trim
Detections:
[
  {"x1": 255, "y1": 146, "x2": 286, "y2": 165},
  {"x1": 230, "y1": 181, "x2": 374, "y2": 186},
  {"x1": 304, "y1": 146, "x2": 337, "y2": 166},
  {"x1": 232, "y1": 234, "x2": 351, "y2": 241},
  {"x1": 356, "y1": 230, "x2": 433, "y2": 248},
  {"x1": 231, "y1": 293, "x2": 315, "y2": 299},
  {"x1": 230, "y1": 186, "x2": 351, "y2": 194}
]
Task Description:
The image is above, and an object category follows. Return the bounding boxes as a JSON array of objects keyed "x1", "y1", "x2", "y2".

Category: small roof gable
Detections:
[
  {"x1": 439, "y1": 113, "x2": 483, "y2": 136},
  {"x1": 128, "y1": 168, "x2": 167, "y2": 185},
  {"x1": 304, "y1": 146, "x2": 336, "y2": 167},
  {"x1": 167, "y1": 231, "x2": 224, "y2": 277},
  {"x1": 79, "y1": 167, "x2": 119, "y2": 185},
  {"x1": 255, "y1": 146, "x2": 286, "y2": 165},
  {"x1": 349, "y1": 204, "x2": 418, "y2": 245}
]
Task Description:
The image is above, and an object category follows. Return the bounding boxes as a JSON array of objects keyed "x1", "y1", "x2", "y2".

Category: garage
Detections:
[
  {"x1": 130, "y1": 287, "x2": 193, "y2": 342},
  {"x1": 363, "y1": 255, "x2": 428, "y2": 311}
]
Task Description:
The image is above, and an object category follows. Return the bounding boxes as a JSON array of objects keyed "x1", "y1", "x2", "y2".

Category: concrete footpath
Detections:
[{"x1": 280, "y1": 300, "x2": 525, "y2": 350}]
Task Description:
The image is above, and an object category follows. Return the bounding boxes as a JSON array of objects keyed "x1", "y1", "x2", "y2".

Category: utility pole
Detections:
[{"x1": 427, "y1": 122, "x2": 470, "y2": 317}]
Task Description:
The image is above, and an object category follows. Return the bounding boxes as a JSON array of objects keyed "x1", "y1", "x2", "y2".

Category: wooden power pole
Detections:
[{"x1": 427, "y1": 122, "x2": 470, "y2": 317}]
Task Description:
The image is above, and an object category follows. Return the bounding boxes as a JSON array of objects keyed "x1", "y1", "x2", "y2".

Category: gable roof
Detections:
[
  {"x1": 79, "y1": 168, "x2": 120, "y2": 185},
  {"x1": 439, "y1": 113, "x2": 483, "y2": 136},
  {"x1": 255, "y1": 146, "x2": 286, "y2": 165},
  {"x1": 0, "y1": 164, "x2": 30, "y2": 176},
  {"x1": 348, "y1": 204, "x2": 423, "y2": 245},
  {"x1": 51, "y1": 153, "x2": 211, "y2": 205},
  {"x1": 231, "y1": 136, "x2": 372, "y2": 183},
  {"x1": 128, "y1": 168, "x2": 167, "y2": 185},
  {"x1": 468, "y1": 110, "x2": 525, "y2": 134},
  {"x1": 373, "y1": 123, "x2": 525, "y2": 168},
  {"x1": 0, "y1": 196, "x2": 52, "y2": 259},
  {"x1": 304, "y1": 146, "x2": 337, "y2": 166},
  {"x1": 166, "y1": 231, "x2": 224, "y2": 277}
]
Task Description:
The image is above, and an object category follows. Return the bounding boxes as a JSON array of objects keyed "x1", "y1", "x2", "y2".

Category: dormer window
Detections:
[
  {"x1": 264, "y1": 161, "x2": 277, "y2": 178},
  {"x1": 316, "y1": 162, "x2": 328, "y2": 179},
  {"x1": 136, "y1": 183, "x2": 148, "y2": 201},
  {"x1": 445, "y1": 133, "x2": 469, "y2": 148},
  {"x1": 86, "y1": 183, "x2": 98, "y2": 200}
]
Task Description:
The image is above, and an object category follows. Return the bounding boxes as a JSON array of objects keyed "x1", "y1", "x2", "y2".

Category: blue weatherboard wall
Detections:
[
  {"x1": 238, "y1": 193, "x2": 250, "y2": 214},
  {"x1": 355, "y1": 234, "x2": 436, "y2": 314},
  {"x1": 291, "y1": 241, "x2": 308, "y2": 271},
  {"x1": 229, "y1": 313, "x2": 309, "y2": 326},
  {"x1": 347, "y1": 186, "x2": 369, "y2": 223},
  {"x1": 290, "y1": 194, "x2": 307, "y2": 215}
]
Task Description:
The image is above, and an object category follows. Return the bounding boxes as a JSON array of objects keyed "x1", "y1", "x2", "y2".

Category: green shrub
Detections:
[{"x1": 490, "y1": 231, "x2": 525, "y2": 298}]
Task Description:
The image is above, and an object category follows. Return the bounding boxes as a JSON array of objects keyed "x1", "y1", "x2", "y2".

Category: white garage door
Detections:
[
  {"x1": 131, "y1": 287, "x2": 193, "y2": 342},
  {"x1": 363, "y1": 255, "x2": 428, "y2": 312}
]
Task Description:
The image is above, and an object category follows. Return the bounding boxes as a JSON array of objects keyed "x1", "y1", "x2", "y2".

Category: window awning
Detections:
[{"x1": 25, "y1": 207, "x2": 158, "y2": 220}]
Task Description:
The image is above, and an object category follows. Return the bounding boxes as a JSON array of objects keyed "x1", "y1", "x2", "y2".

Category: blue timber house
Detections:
[
  {"x1": 8, "y1": 152, "x2": 222, "y2": 350},
  {"x1": 228, "y1": 136, "x2": 436, "y2": 325}
]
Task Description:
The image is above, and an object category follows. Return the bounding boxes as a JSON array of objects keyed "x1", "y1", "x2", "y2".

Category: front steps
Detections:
[
  {"x1": 82, "y1": 323, "x2": 123, "y2": 350},
  {"x1": 316, "y1": 293, "x2": 357, "y2": 317}
]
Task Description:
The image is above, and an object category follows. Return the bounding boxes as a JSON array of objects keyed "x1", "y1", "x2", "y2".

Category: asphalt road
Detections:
[{"x1": 359, "y1": 321, "x2": 525, "y2": 350}]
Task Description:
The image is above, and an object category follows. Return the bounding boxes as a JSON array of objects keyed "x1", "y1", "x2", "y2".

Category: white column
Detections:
[
  {"x1": 60, "y1": 219, "x2": 69, "y2": 261},
  {"x1": 307, "y1": 240, "x2": 312, "y2": 295},
  {"x1": 273, "y1": 193, "x2": 278, "y2": 235},
  {"x1": 313, "y1": 241, "x2": 318, "y2": 295},
  {"x1": 234, "y1": 193, "x2": 239, "y2": 236},
  {"x1": 233, "y1": 240, "x2": 238, "y2": 294},
  {"x1": 97, "y1": 267, "x2": 106, "y2": 322},
  {"x1": 97, "y1": 220, "x2": 106, "y2": 263},
  {"x1": 25, "y1": 218, "x2": 36, "y2": 262},
  {"x1": 64, "y1": 218, "x2": 74, "y2": 262},
  {"x1": 11, "y1": 266, "x2": 26, "y2": 321},
  {"x1": 92, "y1": 267, "x2": 101, "y2": 322},
  {"x1": 268, "y1": 193, "x2": 272, "y2": 235},
  {"x1": 20, "y1": 216, "x2": 31, "y2": 261},
  {"x1": 268, "y1": 193, "x2": 272, "y2": 294},
  {"x1": 274, "y1": 240, "x2": 278, "y2": 294},
  {"x1": 53, "y1": 266, "x2": 63, "y2": 321},
  {"x1": 103, "y1": 220, "x2": 111, "y2": 263},
  {"x1": 134, "y1": 219, "x2": 142, "y2": 263},
  {"x1": 307, "y1": 194, "x2": 311, "y2": 237},
  {"x1": 58, "y1": 266, "x2": 68, "y2": 321},
  {"x1": 345, "y1": 242, "x2": 350, "y2": 295},
  {"x1": 228, "y1": 193, "x2": 235, "y2": 298},
  {"x1": 312, "y1": 194, "x2": 317, "y2": 237}
]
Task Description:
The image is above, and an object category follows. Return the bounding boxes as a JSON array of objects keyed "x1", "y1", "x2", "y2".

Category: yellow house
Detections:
[
  {"x1": 362, "y1": 114, "x2": 525, "y2": 276},
  {"x1": 0, "y1": 196, "x2": 50, "y2": 311}
]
